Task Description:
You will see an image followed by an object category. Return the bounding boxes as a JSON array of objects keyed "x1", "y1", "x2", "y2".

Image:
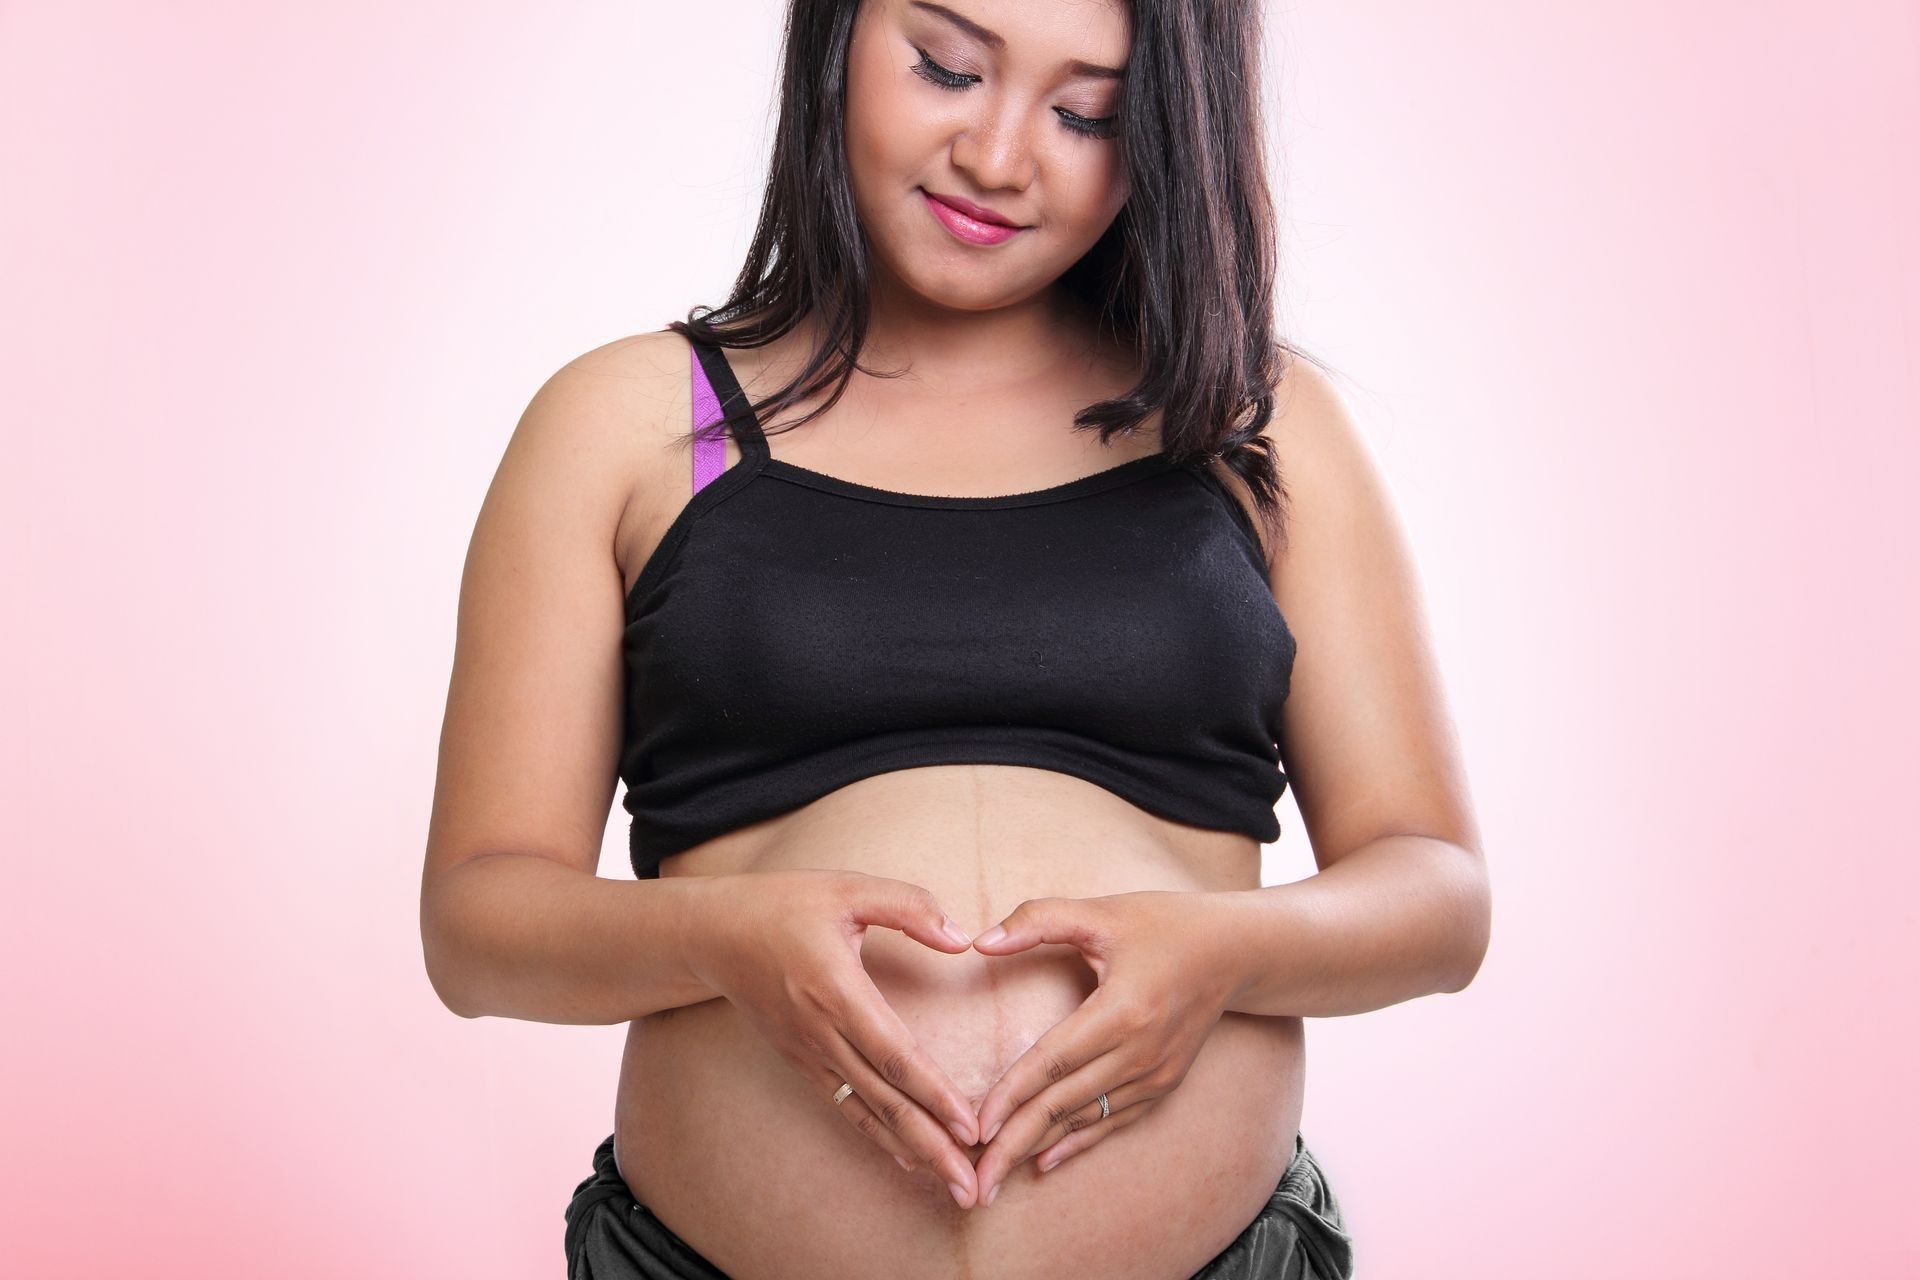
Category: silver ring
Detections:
[
  {"x1": 1097, "y1": 1092, "x2": 1109, "y2": 1119},
  {"x1": 832, "y1": 1081, "x2": 855, "y2": 1106}
]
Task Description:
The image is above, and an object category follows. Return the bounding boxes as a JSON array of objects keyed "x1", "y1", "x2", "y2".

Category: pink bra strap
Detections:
[{"x1": 691, "y1": 344, "x2": 729, "y2": 496}]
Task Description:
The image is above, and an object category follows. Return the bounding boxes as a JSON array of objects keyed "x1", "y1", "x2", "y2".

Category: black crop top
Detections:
[{"x1": 617, "y1": 336, "x2": 1297, "y2": 878}]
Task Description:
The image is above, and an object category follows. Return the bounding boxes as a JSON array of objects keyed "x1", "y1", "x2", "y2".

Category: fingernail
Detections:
[
  {"x1": 986, "y1": 1181, "x2": 1000, "y2": 1206},
  {"x1": 941, "y1": 917, "x2": 971, "y2": 947},
  {"x1": 949, "y1": 1119, "x2": 974, "y2": 1146},
  {"x1": 983, "y1": 1116, "x2": 1002, "y2": 1144},
  {"x1": 948, "y1": 1181, "x2": 970, "y2": 1208},
  {"x1": 896, "y1": 1155, "x2": 913, "y2": 1171},
  {"x1": 973, "y1": 925, "x2": 1007, "y2": 947},
  {"x1": 1038, "y1": 1154, "x2": 1058, "y2": 1172}
]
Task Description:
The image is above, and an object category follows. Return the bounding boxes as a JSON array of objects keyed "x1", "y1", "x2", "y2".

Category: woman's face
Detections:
[{"x1": 844, "y1": 0, "x2": 1133, "y2": 314}]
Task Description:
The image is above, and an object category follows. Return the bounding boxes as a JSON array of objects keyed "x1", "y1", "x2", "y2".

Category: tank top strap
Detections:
[
  {"x1": 688, "y1": 335, "x2": 770, "y2": 486},
  {"x1": 689, "y1": 345, "x2": 730, "y2": 496}
]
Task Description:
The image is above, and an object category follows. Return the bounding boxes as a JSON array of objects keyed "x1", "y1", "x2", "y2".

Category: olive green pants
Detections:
[{"x1": 564, "y1": 1130, "x2": 1354, "y2": 1279}]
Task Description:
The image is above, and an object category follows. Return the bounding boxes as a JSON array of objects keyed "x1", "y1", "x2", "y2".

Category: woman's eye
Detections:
[
  {"x1": 1056, "y1": 109, "x2": 1118, "y2": 140},
  {"x1": 911, "y1": 49, "x2": 977, "y2": 90},
  {"x1": 911, "y1": 48, "x2": 1119, "y2": 141}
]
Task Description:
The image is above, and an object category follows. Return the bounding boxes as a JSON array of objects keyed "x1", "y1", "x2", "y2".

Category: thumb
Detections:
[
  {"x1": 849, "y1": 878, "x2": 973, "y2": 953},
  {"x1": 970, "y1": 896, "x2": 1106, "y2": 955}
]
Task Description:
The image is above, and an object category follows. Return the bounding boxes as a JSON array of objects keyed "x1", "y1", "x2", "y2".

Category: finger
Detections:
[
  {"x1": 975, "y1": 986, "x2": 1125, "y2": 1145},
  {"x1": 815, "y1": 1070, "x2": 923, "y2": 1172},
  {"x1": 969, "y1": 896, "x2": 1113, "y2": 964},
  {"x1": 1035, "y1": 1096, "x2": 1154, "y2": 1173},
  {"x1": 836, "y1": 968, "x2": 981, "y2": 1146},
  {"x1": 848, "y1": 879, "x2": 974, "y2": 956},
  {"x1": 828, "y1": 1024, "x2": 980, "y2": 1205},
  {"x1": 973, "y1": 1050, "x2": 1134, "y2": 1202},
  {"x1": 1005, "y1": 1071, "x2": 1152, "y2": 1168}
]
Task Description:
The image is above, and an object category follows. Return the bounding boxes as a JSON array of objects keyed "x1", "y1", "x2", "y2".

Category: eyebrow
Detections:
[{"x1": 907, "y1": 1, "x2": 1128, "y2": 80}]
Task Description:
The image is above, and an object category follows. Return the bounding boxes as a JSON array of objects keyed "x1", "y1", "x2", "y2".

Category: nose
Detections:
[{"x1": 950, "y1": 102, "x2": 1037, "y2": 194}]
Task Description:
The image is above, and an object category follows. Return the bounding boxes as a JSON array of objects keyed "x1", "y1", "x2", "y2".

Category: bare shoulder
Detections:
[
  {"x1": 510, "y1": 327, "x2": 703, "y2": 574},
  {"x1": 476, "y1": 328, "x2": 688, "y2": 558},
  {"x1": 517, "y1": 328, "x2": 693, "y2": 489},
  {"x1": 562, "y1": 326, "x2": 696, "y2": 386},
  {"x1": 1265, "y1": 353, "x2": 1359, "y2": 462},
  {"x1": 1256, "y1": 352, "x2": 1483, "y2": 866},
  {"x1": 422, "y1": 327, "x2": 696, "y2": 888},
  {"x1": 1262, "y1": 353, "x2": 1400, "y2": 570},
  {"x1": 1199, "y1": 350, "x2": 1380, "y2": 572}
]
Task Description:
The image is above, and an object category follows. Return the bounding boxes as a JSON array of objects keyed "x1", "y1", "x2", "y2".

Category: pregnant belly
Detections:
[{"x1": 612, "y1": 765, "x2": 1308, "y2": 1280}]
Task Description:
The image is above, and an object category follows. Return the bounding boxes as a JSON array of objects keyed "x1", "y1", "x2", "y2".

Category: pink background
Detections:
[{"x1": 7, "y1": 2, "x2": 1916, "y2": 1275}]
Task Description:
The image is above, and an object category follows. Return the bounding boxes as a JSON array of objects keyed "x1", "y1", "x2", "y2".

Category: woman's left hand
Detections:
[{"x1": 966, "y1": 889, "x2": 1241, "y2": 1205}]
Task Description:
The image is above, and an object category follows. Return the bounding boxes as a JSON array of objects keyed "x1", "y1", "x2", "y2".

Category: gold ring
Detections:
[{"x1": 832, "y1": 1081, "x2": 855, "y2": 1106}]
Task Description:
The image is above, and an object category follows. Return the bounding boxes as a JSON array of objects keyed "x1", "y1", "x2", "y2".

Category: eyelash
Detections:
[{"x1": 910, "y1": 48, "x2": 1118, "y2": 140}]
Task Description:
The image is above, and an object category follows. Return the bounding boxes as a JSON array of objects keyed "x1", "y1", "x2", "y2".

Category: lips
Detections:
[
  {"x1": 919, "y1": 189, "x2": 1029, "y2": 247},
  {"x1": 922, "y1": 190, "x2": 1023, "y2": 228}
]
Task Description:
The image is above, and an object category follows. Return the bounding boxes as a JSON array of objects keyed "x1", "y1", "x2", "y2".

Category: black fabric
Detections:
[
  {"x1": 563, "y1": 1130, "x2": 1352, "y2": 1279},
  {"x1": 563, "y1": 1135, "x2": 730, "y2": 1279},
  {"x1": 1191, "y1": 1132, "x2": 1356, "y2": 1280},
  {"x1": 619, "y1": 338, "x2": 1299, "y2": 879}
]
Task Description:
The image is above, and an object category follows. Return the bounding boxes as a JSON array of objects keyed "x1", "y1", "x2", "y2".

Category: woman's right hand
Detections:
[{"x1": 682, "y1": 869, "x2": 984, "y2": 1206}]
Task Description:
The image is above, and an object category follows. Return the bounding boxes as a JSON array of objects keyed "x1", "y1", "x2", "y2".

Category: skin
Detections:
[
  {"x1": 844, "y1": 0, "x2": 1132, "y2": 373},
  {"x1": 721, "y1": 0, "x2": 1485, "y2": 1212},
  {"x1": 422, "y1": 0, "x2": 1486, "y2": 1268}
]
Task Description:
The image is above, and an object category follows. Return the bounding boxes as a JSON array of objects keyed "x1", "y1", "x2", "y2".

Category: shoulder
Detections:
[
  {"x1": 1265, "y1": 353, "x2": 1391, "y2": 550},
  {"x1": 1202, "y1": 349, "x2": 1386, "y2": 575},
  {"x1": 428, "y1": 328, "x2": 700, "y2": 893},
  {"x1": 1249, "y1": 353, "x2": 1482, "y2": 868},
  {"x1": 563, "y1": 326, "x2": 697, "y2": 383},
  {"x1": 495, "y1": 328, "x2": 697, "y2": 523},
  {"x1": 1266, "y1": 351, "x2": 1358, "y2": 458},
  {"x1": 519, "y1": 327, "x2": 693, "y2": 456}
]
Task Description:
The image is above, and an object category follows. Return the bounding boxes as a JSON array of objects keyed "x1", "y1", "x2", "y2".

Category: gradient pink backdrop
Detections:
[{"x1": 7, "y1": 2, "x2": 1916, "y2": 1276}]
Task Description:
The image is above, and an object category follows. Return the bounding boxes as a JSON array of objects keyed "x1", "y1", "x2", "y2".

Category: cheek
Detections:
[
  {"x1": 1054, "y1": 148, "x2": 1129, "y2": 231},
  {"x1": 846, "y1": 117, "x2": 923, "y2": 234},
  {"x1": 1088, "y1": 144, "x2": 1131, "y2": 212},
  {"x1": 845, "y1": 51, "x2": 923, "y2": 195}
]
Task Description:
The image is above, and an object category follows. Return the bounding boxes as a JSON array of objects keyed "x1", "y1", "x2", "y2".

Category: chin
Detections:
[{"x1": 871, "y1": 249, "x2": 1021, "y2": 313}]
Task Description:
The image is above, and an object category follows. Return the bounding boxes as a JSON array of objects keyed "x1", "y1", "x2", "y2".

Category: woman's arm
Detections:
[
  {"x1": 1212, "y1": 356, "x2": 1492, "y2": 1017},
  {"x1": 1203, "y1": 835, "x2": 1489, "y2": 1018},
  {"x1": 419, "y1": 333, "x2": 720, "y2": 1024},
  {"x1": 423, "y1": 856, "x2": 723, "y2": 1023}
]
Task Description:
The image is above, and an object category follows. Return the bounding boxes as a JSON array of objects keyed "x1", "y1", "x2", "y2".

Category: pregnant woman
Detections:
[{"x1": 420, "y1": 1, "x2": 1490, "y2": 1277}]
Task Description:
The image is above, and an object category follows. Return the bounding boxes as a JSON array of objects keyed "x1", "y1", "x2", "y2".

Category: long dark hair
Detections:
[{"x1": 667, "y1": 0, "x2": 1327, "y2": 550}]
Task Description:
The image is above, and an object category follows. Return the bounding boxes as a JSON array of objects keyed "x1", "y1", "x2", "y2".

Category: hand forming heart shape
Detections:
[
  {"x1": 948, "y1": 890, "x2": 1243, "y2": 1208},
  {"x1": 687, "y1": 870, "x2": 1242, "y2": 1211}
]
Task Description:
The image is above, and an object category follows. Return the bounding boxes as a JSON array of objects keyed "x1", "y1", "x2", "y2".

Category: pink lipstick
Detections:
[{"x1": 920, "y1": 189, "x2": 1027, "y2": 246}]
